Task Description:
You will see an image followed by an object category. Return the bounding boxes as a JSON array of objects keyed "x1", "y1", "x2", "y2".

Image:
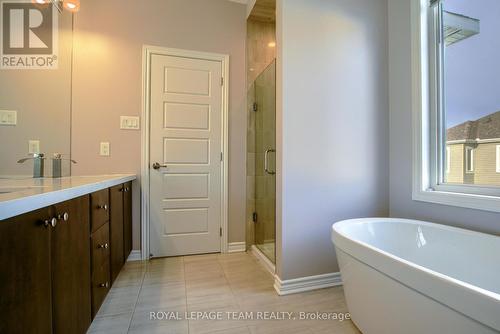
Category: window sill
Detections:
[{"x1": 412, "y1": 188, "x2": 500, "y2": 213}]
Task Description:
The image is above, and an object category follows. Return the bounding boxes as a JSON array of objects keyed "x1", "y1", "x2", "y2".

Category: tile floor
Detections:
[{"x1": 88, "y1": 252, "x2": 360, "y2": 334}]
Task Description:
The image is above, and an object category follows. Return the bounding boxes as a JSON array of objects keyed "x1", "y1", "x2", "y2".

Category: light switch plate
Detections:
[
  {"x1": 0, "y1": 110, "x2": 17, "y2": 126},
  {"x1": 28, "y1": 140, "x2": 40, "y2": 154},
  {"x1": 120, "y1": 116, "x2": 140, "y2": 130},
  {"x1": 100, "y1": 142, "x2": 110, "y2": 156}
]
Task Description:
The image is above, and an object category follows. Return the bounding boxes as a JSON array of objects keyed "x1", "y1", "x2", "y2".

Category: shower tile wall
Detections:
[{"x1": 246, "y1": 19, "x2": 276, "y2": 250}]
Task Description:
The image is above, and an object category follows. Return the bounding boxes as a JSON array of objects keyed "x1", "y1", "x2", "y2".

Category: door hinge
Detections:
[
  {"x1": 253, "y1": 102, "x2": 258, "y2": 112},
  {"x1": 220, "y1": 227, "x2": 223, "y2": 237},
  {"x1": 220, "y1": 152, "x2": 223, "y2": 161},
  {"x1": 221, "y1": 77, "x2": 224, "y2": 86},
  {"x1": 252, "y1": 212, "x2": 258, "y2": 223}
]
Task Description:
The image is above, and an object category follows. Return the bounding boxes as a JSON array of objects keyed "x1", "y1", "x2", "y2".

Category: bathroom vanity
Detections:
[{"x1": 0, "y1": 175, "x2": 135, "y2": 334}]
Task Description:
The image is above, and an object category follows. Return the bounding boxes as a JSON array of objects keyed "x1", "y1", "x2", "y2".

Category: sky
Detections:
[{"x1": 445, "y1": 0, "x2": 500, "y2": 128}]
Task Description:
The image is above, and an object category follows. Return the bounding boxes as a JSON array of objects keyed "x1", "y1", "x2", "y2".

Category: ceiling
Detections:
[{"x1": 248, "y1": 0, "x2": 275, "y2": 23}]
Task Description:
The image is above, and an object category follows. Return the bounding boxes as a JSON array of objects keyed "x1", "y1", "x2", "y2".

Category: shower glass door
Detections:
[{"x1": 254, "y1": 60, "x2": 276, "y2": 263}]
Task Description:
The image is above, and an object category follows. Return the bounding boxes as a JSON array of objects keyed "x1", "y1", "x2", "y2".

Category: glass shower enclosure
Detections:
[{"x1": 248, "y1": 60, "x2": 276, "y2": 263}]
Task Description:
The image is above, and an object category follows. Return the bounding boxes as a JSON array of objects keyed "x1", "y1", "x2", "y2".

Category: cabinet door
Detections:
[
  {"x1": 123, "y1": 181, "x2": 133, "y2": 259},
  {"x1": 110, "y1": 184, "x2": 124, "y2": 282},
  {"x1": 51, "y1": 196, "x2": 91, "y2": 334},
  {"x1": 91, "y1": 223, "x2": 111, "y2": 317},
  {"x1": 90, "y1": 189, "x2": 110, "y2": 233},
  {"x1": 0, "y1": 208, "x2": 52, "y2": 334}
]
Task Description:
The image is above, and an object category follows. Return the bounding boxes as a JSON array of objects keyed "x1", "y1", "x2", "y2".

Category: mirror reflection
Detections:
[{"x1": 0, "y1": 8, "x2": 74, "y2": 178}]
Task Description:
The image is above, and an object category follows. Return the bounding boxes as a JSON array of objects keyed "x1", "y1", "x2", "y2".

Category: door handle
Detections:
[
  {"x1": 152, "y1": 162, "x2": 168, "y2": 170},
  {"x1": 264, "y1": 149, "x2": 276, "y2": 175}
]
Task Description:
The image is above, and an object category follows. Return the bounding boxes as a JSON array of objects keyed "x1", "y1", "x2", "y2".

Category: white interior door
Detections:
[{"x1": 149, "y1": 53, "x2": 223, "y2": 257}]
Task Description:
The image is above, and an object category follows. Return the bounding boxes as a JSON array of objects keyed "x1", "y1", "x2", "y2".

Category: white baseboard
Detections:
[
  {"x1": 127, "y1": 250, "x2": 142, "y2": 262},
  {"x1": 274, "y1": 272, "x2": 343, "y2": 295},
  {"x1": 250, "y1": 245, "x2": 275, "y2": 275},
  {"x1": 227, "y1": 242, "x2": 246, "y2": 253}
]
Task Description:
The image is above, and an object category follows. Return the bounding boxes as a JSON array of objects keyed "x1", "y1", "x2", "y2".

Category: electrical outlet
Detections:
[
  {"x1": 100, "y1": 142, "x2": 110, "y2": 156},
  {"x1": 0, "y1": 110, "x2": 17, "y2": 126},
  {"x1": 120, "y1": 116, "x2": 140, "y2": 130},
  {"x1": 28, "y1": 140, "x2": 40, "y2": 154}
]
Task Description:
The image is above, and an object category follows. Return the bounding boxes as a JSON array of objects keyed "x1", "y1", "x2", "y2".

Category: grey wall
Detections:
[
  {"x1": 388, "y1": 0, "x2": 500, "y2": 236},
  {"x1": 276, "y1": 0, "x2": 389, "y2": 280},
  {"x1": 71, "y1": 0, "x2": 247, "y2": 249}
]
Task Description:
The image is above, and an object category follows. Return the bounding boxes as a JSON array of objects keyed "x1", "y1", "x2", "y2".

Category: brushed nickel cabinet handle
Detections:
[
  {"x1": 97, "y1": 243, "x2": 109, "y2": 249},
  {"x1": 44, "y1": 217, "x2": 57, "y2": 228},
  {"x1": 57, "y1": 212, "x2": 69, "y2": 221},
  {"x1": 98, "y1": 204, "x2": 108, "y2": 210},
  {"x1": 99, "y1": 282, "x2": 109, "y2": 288}
]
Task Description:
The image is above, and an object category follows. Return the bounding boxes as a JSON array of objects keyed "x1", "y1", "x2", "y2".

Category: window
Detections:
[
  {"x1": 497, "y1": 145, "x2": 500, "y2": 173},
  {"x1": 465, "y1": 147, "x2": 474, "y2": 173},
  {"x1": 446, "y1": 147, "x2": 451, "y2": 173},
  {"x1": 412, "y1": 0, "x2": 500, "y2": 212}
]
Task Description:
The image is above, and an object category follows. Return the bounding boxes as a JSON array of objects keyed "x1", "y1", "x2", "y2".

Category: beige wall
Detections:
[
  {"x1": 446, "y1": 144, "x2": 464, "y2": 183},
  {"x1": 446, "y1": 142, "x2": 500, "y2": 185},
  {"x1": 276, "y1": 0, "x2": 389, "y2": 280},
  {"x1": 473, "y1": 142, "x2": 500, "y2": 185},
  {"x1": 71, "y1": 0, "x2": 247, "y2": 249}
]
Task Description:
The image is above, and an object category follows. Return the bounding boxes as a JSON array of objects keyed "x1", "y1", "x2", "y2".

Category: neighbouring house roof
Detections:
[
  {"x1": 444, "y1": 11, "x2": 480, "y2": 46},
  {"x1": 447, "y1": 111, "x2": 500, "y2": 141}
]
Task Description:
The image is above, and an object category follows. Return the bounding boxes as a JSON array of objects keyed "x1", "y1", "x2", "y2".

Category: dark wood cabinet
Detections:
[
  {"x1": 90, "y1": 189, "x2": 110, "y2": 232},
  {"x1": 91, "y1": 223, "x2": 111, "y2": 316},
  {"x1": 0, "y1": 207, "x2": 52, "y2": 334},
  {"x1": 51, "y1": 196, "x2": 91, "y2": 334},
  {"x1": 123, "y1": 181, "x2": 133, "y2": 259},
  {"x1": 0, "y1": 181, "x2": 133, "y2": 334},
  {"x1": 110, "y1": 184, "x2": 124, "y2": 282}
]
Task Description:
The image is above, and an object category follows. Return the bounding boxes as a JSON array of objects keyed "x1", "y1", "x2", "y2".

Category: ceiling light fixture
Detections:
[
  {"x1": 32, "y1": 0, "x2": 80, "y2": 13},
  {"x1": 63, "y1": 0, "x2": 80, "y2": 12}
]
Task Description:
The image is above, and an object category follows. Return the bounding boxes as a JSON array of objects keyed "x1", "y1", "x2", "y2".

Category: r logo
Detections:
[
  {"x1": 2, "y1": 2, "x2": 53, "y2": 54},
  {"x1": 1, "y1": 0, "x2": 58, "y2": 69}
]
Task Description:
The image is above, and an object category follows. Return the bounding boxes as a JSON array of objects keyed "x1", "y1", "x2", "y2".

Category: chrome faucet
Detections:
[
  {"x1": 51, "y1": 153, "x2": 77, "y2": 178},
  {"x1": 17, "y1": 153, "x2": 46, "y2": 178}
]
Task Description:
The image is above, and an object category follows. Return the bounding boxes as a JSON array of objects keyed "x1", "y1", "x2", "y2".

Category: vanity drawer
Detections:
[
  {"x1": 90, "y1": 222, "x2": 111, "y2": 317},
  {"x1": 90, "y1": 189, "x2": 109, "y2": 232}
]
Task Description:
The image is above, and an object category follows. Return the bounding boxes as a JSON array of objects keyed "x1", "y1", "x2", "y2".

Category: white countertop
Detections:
[{"x1": 0, "y1": 174, "x2": 136, "y2": 220}]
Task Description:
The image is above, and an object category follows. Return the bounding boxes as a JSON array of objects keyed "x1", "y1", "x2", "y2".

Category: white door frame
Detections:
[{"x1": 141, "y1": 45, "x2": 230, "y2": 260}]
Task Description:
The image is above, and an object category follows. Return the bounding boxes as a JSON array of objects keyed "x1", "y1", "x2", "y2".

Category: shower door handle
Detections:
[{"x1": 264, "y1": 149, "x2": 276, "y2": 175}]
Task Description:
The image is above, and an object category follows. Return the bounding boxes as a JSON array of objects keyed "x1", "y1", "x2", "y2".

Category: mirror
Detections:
[{"x1": 0, "y1": 7, "x2": 74, "y2": 178}]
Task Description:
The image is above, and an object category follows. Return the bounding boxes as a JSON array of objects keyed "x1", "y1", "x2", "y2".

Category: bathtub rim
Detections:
[{"x1": 331, "y1": 217, "x2": 500, "y2": 332}]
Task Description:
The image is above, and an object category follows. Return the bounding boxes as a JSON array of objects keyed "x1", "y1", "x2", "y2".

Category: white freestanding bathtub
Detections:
[{"x1": 331, "y1": 218, "x2": 500, "y2": 334}]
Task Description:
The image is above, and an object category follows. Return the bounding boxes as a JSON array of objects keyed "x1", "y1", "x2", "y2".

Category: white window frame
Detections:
[
  {"x1": 412, "y1": 0, "x2": 500, "y2": 213},
  {"x1": 496, "y1": 145, "x2": 500, "y2": 173}
]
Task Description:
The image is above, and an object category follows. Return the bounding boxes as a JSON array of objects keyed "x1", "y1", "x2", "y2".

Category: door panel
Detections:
[
  {"x1": 254, "y1": 60, "x2": 276, "y2": 264},
  {"x1": 0, "y1": 208, "x2": 52, "y2": 334},
  {"x1": 51, "y1": 196, "x2": 91, "y2": 334},
  {"x1": 91, "y1": 223, "x2": 111, "y2": 317},
  {"x1": 150, "y1": 54, "x2": 223, "y2": 257},
  {"x1": 123, "y1": 182, "x2": 132, "y2": 259},
  {"x1": 110, "y1": 184, "x2": 124, "y2": 282}
]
